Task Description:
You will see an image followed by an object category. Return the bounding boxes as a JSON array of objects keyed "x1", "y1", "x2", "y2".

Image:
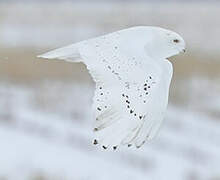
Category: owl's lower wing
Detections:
[{"x1": 79, "y1": 42, "x2": 165, "y2": 150}]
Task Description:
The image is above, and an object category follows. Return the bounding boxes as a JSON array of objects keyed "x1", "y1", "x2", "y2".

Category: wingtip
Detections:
[
  {"x1": 37, "y1": 55, "x2": 43, "y2": 58},
  {"x1": 37, "y1": 53, "x2": 51, "y2": 59}
]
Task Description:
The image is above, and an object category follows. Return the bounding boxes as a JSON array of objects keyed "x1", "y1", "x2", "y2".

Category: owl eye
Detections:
[{"x1": 173, "y1": 39, "x2": 180, "y2": 43}]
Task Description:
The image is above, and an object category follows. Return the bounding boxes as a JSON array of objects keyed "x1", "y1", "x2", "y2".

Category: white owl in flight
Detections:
[{"x1": 38, "y1": 26, "x2": 185, "y2": 150}]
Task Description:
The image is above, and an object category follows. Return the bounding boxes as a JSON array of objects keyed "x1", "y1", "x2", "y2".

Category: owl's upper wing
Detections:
[{"x1": 38, "y1": 34, "x2": 172, "y2": 150}]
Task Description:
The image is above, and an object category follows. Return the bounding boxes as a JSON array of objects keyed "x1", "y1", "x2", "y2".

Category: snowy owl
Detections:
[{"x1": 38, "y1": 26, "x2": 185, "y2": 150}]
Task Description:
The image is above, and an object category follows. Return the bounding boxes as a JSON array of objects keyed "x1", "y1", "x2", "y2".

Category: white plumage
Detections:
[{"x1": 38, "y1": 26, "x2": 185, "y2": 150}]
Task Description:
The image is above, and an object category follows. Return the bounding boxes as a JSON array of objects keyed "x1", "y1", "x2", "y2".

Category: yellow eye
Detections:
[{"x1": 173, "y1": 39, "x2": 180, "y2": 43}]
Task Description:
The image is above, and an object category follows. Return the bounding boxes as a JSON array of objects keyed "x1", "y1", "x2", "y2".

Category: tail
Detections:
[{"x1": 37, "y1": 43, "x2": 82, "y2": 62}]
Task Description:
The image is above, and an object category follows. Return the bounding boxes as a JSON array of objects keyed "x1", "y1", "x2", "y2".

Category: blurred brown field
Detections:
[
  {"x1": 1, "y1": 48, "x2": 220, "y2": 81},
  {"x1": 1, "y1": 48, "x2": 220, "y2": 110}
]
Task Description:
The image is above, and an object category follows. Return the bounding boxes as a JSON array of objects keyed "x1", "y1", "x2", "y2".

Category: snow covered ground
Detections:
[{"x1": 0, "y1": 82, "x2": 219, "y2": 180}]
